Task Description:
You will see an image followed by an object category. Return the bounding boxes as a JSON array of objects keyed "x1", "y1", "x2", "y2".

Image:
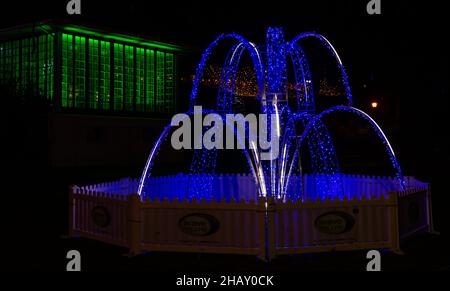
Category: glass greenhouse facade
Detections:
[{"x1": 0, "y1": 22, "x2": 183, "y2": 113}]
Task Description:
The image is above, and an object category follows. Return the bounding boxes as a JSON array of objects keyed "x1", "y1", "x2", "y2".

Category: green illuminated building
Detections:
[{"x1": 0, "y1": 21, "x2": 184, "y2": 113}]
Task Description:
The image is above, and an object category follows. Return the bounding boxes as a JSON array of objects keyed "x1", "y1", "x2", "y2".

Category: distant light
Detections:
[{"x1": 371, "y1": 101, "x2": 378, "y2": 108}]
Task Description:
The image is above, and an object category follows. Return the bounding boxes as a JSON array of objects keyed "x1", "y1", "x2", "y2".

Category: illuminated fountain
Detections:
[
  {"x1": 70, "y1": 28, "x2": 434, "y2": 259},
  {"x1": 138, "y1": 27, "x2": 405, "y2": 202}
]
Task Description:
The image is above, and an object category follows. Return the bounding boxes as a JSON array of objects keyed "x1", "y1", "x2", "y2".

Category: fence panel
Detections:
[
  {"x1": 272, "y1": 194, "x2": 398, "y2": 256},
  {"x1": 140, "y1": 198, "x2": 263, "y2": 256},
  {"x1": 398, "y1": 186, "x2": 431, "y2": 239},
  {"x1": 70, "y1": 188, "x2": 129, "y2": 247}
]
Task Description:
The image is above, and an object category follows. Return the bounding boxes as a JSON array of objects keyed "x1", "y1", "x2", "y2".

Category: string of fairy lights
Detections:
[{"x1": 182, "y1": 64, "x2": 344, "y2": 97}]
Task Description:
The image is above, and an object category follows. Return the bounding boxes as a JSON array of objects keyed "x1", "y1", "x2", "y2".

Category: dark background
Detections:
[{"x1": 1, "y1": 0, "x2": 449, "y2": 271}]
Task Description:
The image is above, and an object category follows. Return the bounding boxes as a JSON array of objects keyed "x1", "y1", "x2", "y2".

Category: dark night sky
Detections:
[{"x1": 1, "y1": 0, "x2": 449, "y2": 179}]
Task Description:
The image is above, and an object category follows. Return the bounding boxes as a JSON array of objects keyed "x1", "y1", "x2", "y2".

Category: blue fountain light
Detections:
[{"x1": 138, "y1": 27, "x2": 405, "y2": 201}]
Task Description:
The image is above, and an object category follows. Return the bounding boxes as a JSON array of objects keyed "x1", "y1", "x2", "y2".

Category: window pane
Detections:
[
  {"x1": 21, "y1": 38, "x2": 31, "y2": 92},
  {"x1": 38, "y1": 35, "x2": 46, "y2": 98},
  {"x1": 20, "y1": 37, "x2": 38, "y2": 94},
  {"x1": 88, "y1": 39, "x2": 99, "y2": 109},
  {"x1": 100, "y1": 41, "x2": 110, "y2": 110},
  {"x1": 37, "y1": 35, "x2": 53, "y2": 101},
  {"x1": 136, "y1": 48, "x2": 145, "y2": 112},
  {"x1": 62, "y1": 34, "x2": 73, "y2": 107},
  {"x1": 165, "y1": 53, "x2": 174, "y2": 112},
  {"x1": 145, "y1": 49, "x2": 154, "y2": 112},
  {"x1": 124, "y1": 45, "x2": 134, "y2": 111},
  {"x1": 1, "y1": 41, "x2": 24, "y2": 93},
  {"x1": 14, "y1": 41, "x2": 20, "y2": 90},
  {"x1": 0, "y1": 43, "x2": 3, "y2": 84},
  {"x1": 74, "y1": 36, "x2": 86, "y2": 108},
  {"x1": 47, "y1": 35, "x2": 54, "y2": 101},
  {"x1": 3, "y1": 42, "x2": 12, "y2": 85},
  {"x1": 156, "y1": 51, "x2": 164, "y2": 112},
  {"x1": 1, "y1": 43, "x2": 6, "y2": 84},
  {"x1": 31, "y1": 38, "x2": 38, "y2": 94},
  {"x1": 114, "y1": 43, "x2": 123, "y2": 110}
]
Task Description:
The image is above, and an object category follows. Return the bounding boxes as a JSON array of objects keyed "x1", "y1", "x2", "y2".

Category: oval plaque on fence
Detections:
[
  {"x1": 91, "y1": 206, "x2": 111, "y2": 228},
  {"x1": 178, "y1": 213, "x2": 220, "y2": 236},
  {"x1": 314, "y1": 211, "x2": 355, "y2": 234}
]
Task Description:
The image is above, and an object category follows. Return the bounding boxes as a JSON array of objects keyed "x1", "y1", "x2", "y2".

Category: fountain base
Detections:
[{"x1": 68, "y1": 174, "x2": 433, "y2": 260}]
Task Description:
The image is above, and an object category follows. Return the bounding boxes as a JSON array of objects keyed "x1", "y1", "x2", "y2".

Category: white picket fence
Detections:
[
  {"x1": 272, "y1": 193, "x2": 399, "y2": 255},
  {"x1": 139, "y1": 173, "x2": 426, "y2": 201},
  {"x1": 70, "y1": 188, "x2": 130, "y2": 247},
  {"x1": 70, "y1": 175, "x2": 432, "y2": 260},
  {"x1": 75, "y1": 174, "x2": 428, "y2": 202},
  {"x1": 77, "y1": 178, "x2": 139, "y2": 195}
]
